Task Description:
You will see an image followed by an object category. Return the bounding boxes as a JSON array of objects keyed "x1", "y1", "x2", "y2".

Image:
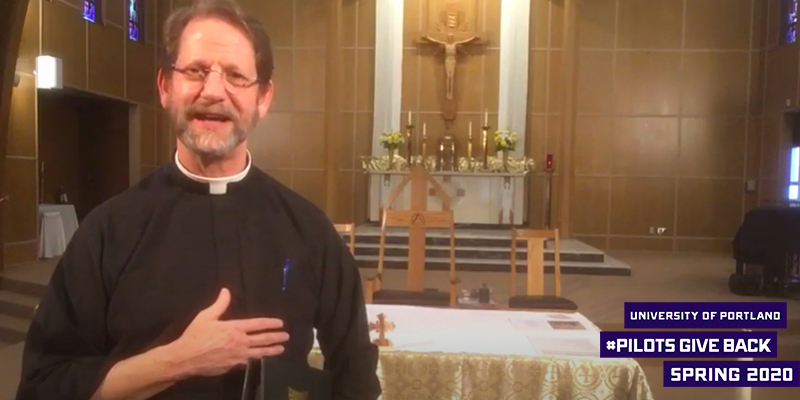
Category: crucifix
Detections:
[
  {"x1": 420, "y1": 33, "x2": 481, "y2": 102},
  {"x1": 368, "y1": 313, "x2": 396, "y2": 347},
  {"x1": 416, "y1": 2, "x2": 487, "y2": 124}
]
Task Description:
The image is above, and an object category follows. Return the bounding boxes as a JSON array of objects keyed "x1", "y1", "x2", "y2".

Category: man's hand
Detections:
[
  {"x1": 90, "y1": 288, "x2": 288, "y2": 400},
  {"x1": 170, "y1": 288, "x2": 289, "y2": 378}
]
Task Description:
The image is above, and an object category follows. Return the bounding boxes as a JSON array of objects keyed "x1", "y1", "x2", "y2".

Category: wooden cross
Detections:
[
  {"x1": 415, "y1": 1, "x2": 487, "y2": 124},
  {"x1": 368, "y1": 313, "x2": 396, "y2": 347}
]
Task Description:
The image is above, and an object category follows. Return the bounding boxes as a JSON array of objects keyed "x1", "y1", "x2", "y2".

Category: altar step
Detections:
[
  {"x1": 354, "y1": 243, "x2": 604, "y2": 263},
  {"x1": 354, "y1": 255, "x2": 631, "y2": 276},
  {"x1": 345, "y1": 226, "x2": 632, "y2": 276}
]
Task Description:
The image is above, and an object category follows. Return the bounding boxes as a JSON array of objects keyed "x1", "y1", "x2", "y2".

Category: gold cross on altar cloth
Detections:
[{"x1": 368, "y1": 313, "x2": 396, "y2": 347}]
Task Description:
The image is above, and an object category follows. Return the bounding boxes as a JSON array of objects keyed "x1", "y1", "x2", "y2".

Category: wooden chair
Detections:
[
  {"x1": 508, "y1": 228, "x2": 577, "y2": 311},
  {"x1": 364, "y1": 208, "x2": 460, "y2": 307},
  {"x1": 334, "y1": 223, "x2": 356, "y2": 255}
]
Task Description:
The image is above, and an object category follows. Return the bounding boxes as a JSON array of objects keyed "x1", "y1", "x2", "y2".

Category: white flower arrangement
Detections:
[
  {"x1": 379, "y1": 130, "x2": 405, "y2": 150},
  {"x1": 494, "y1": 130, "x2": 518, "y2": 151}
]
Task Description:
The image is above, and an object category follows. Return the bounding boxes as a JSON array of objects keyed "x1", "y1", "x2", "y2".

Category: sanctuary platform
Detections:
[{"x1": 347, "y1": 225, "x2": 632, "y2": 276}]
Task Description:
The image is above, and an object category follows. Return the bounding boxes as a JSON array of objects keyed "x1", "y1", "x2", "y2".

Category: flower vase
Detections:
[
  {"x1": 387, "y1": 148, "x2": 396, "y2": 170},
  {"x1": 501, "y1": 150, "x2": 509, "y2": 171}
]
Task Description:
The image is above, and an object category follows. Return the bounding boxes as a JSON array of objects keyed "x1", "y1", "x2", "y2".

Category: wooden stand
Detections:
[
  {"x1": 544, "y1": 171, "x2": 553, "y2": 229},
  {"x1": 366, "y1": 167, "x2": 461, "y2": 307},
  {"x1": 382, "y1": 167, "x2": 451, "y2": 290}
]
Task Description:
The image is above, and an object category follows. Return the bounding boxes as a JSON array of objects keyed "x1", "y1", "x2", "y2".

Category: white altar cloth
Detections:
[
  {"x1": 308, "y1": 305, "x2": 654, "y2": 400},
  {"x1": 368, "y1": 171, "x2": 527, "y2": 225},
  {"x1": 315, "y1": 304, "x2": 605, "y2": 358}
]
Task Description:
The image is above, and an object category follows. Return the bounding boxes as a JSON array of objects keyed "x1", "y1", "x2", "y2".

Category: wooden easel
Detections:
[{"x1": 381, "y1": 166, "x2": 451, "y2": 291}]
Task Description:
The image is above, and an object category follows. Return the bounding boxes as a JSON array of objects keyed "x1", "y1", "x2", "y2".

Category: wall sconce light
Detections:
[
  {"x1": 13, "y1": 74, "x2": 20, "y2": 87},
  {"x1": 35, "y1": 55, "x2": 63, "y2": 89}
]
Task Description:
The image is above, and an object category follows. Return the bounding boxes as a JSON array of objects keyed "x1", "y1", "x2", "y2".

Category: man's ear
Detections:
[
  {"x1": 256, "y1": 80, "x2": 274, "y2": 119},
  {"x1": 157, "y1": 68, "x2": 170, "y2": 108}
]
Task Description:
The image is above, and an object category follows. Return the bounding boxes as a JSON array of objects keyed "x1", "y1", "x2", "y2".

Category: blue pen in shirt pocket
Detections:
[{"x1": 282, "y1": 258, "x2": 291, "y2": 292}]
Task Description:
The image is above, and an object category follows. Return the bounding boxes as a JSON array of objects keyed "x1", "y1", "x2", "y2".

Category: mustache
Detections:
[{"x1": 184, "y1": 104, "x2": 239, "y2": 122}]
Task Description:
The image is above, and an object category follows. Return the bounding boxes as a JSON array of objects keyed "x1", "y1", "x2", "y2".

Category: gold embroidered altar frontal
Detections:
[{"x1": 308, "y1": 350, "x2": 654, "y2": 400}]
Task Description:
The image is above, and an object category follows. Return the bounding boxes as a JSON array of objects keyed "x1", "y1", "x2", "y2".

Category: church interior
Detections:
[{"x1": 1, "y1": 0, "x2": 800, "y2": 399}]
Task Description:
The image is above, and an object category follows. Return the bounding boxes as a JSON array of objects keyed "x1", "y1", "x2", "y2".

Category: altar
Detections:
[
  {"x1": 366, "y1": 0, "x2": 536, "y2": 225},
  {"x1": 367, "y1": 169, "x2": 528, "y2": 225},
  {"x1": 308, "y1": 304, "x2": 655, "y2": 400}
]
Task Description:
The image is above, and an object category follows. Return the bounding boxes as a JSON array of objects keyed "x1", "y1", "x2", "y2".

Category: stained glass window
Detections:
[
  {"x1": 784, "y1": 0, "x2": 798, "y2": 44},
  {"x1": 129, "y1": 0, "x2": 143, "y2": 41},
  {"x1": 83, "y1": 0, "x2": 100, "y2": 23},
  {"x1": 789, "y1": 147, "x2": 800, "y2": 200}
]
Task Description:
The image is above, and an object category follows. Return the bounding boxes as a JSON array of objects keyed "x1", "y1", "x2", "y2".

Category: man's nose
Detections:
[{"x1": 199, "y1": 71, "x2": 227, "y2": 100}]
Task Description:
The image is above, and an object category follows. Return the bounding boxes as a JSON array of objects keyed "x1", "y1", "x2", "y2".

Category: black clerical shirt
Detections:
[{"x1": 15, "y1": 160, "x2": 380, "y2": 400}]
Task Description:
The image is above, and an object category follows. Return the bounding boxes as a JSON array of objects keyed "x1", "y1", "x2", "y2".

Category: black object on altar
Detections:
[
  {"x1": 242, "y1": 357, "x2": 332, "y2": 400},
  {"x1": 732, "y1": 205, "x2": 800, "y2": 296}
]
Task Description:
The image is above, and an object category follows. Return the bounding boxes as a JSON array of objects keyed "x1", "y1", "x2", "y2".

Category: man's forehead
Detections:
[{"x1": 177, "y1": 17, "x2": 256, "y2": 61}]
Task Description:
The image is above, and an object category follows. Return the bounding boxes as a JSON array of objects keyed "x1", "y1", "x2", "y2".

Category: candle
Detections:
[
  {"x1": 408, "y1": 111, "x2": 412, "y2": 126},
  {"x1": 467, "y1": 133, "x2": 473, "y2": 159},
  {"x1": 484, "y1": 110, "x2": 488, "y2": 126},
  {"x1": 422, "y1": 123, "x2": 427, "y2": 159}
]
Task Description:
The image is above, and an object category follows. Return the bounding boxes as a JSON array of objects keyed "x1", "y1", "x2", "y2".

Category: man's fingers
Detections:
[
  {"x1": 197, "y1": 288, "x2": 231, "y2": 320},
  {"x1": 227, "y1": 317, "x2": 284, "y2": 333},
  {"x1": 248, "y1": 345, "x2": 285, "y2": 359},
  {"x1": 248, "y1": 332, "x2": 290, "y2": 348}
]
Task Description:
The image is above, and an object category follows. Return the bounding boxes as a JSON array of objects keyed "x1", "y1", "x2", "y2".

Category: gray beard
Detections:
[{"x1": 176, "y1": 125, "x2": 247, "y2": 160}]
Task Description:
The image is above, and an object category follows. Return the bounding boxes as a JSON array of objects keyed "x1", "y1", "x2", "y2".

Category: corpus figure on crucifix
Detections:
[{"x1": 421, "y1": 33, "x2": 481, "y2": 100}]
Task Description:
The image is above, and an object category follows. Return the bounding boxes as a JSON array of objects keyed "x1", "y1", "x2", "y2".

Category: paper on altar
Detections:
[{"x1": 528, "y1": 336, "x2": 600, "y2": 357}]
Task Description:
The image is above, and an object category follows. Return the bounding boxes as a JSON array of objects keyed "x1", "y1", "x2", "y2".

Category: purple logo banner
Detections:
[
  {"x1": 600, "y1": 331, "x2": 777, "y2": 358},
  {"x1": 624, "y1": 302, "x2": 787, "y2": 329},
  {"x1": 664, "y1": 361, "x2": 800, "y2": 387}
]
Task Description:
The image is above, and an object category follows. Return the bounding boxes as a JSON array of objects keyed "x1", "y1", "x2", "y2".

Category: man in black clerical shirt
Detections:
[{"x1": 15, "y1": 0, "x2": 380, "y2": 399}]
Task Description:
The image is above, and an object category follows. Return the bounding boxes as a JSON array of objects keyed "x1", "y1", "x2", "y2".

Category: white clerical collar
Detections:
[{"x1": 174, "y1": 151, "x2": 252, "y2": 195}]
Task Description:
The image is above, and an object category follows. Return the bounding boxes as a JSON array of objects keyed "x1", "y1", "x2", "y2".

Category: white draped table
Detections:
[
  {"x1": 37, "y1": 203, "x2": 79, "y2": 258},
  {"x1": 368, "y1": 170, "x2": 527, "y2": 225},
  {"x1": 310, "y1": 305, "x2": 654, "y2": 399}
]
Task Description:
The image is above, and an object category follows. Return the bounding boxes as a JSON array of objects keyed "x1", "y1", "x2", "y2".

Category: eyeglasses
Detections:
[{"x1": 171, "y1": 64, "x2": 259, "y2": 90}]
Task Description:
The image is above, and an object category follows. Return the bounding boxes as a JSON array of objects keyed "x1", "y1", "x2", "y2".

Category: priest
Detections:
[{"x1": 15, "y1": 0, "x2": 380, "y2": 399}]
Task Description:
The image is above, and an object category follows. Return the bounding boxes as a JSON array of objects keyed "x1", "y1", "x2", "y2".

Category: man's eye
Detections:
[{"x1": 187, "y1": 68, "x2": 205, "y2": 76}]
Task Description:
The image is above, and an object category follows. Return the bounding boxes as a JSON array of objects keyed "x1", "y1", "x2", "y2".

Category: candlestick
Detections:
[
  {"x1": 422, "y1": 123, "x2": 427, "y2": 160},
  {"x1": 467, "y1": 131, "x2": 473, "y2": 168},
  {"x1": 482, "y1": 124, "x2": 491, "y2": 170},
  {"x1": 438, "y1": 143, "x2": 445, "y2": 171},
  {"x1": 406, "y1": 123, "x2": 414, "y2": 164},
  {"x1": 40, "y1": 161, "x2": 45, "y2": 203}
]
